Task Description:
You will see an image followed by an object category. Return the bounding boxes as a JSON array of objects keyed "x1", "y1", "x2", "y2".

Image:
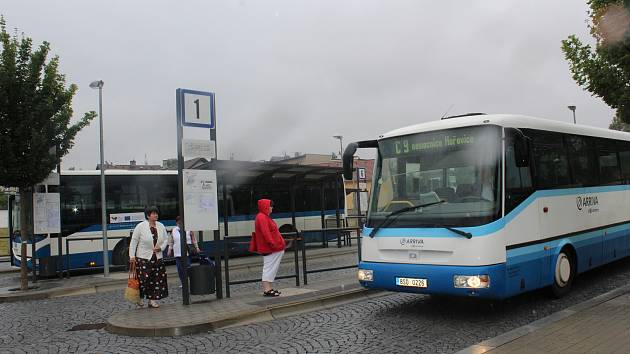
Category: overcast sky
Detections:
[{"x1": 2, "y1": 0, "x2": 614, "y2": 169}]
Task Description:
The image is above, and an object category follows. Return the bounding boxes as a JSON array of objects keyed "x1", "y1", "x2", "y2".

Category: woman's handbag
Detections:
[{"x1": 124, "y1": 261, "x2": 140, "y2": 303}]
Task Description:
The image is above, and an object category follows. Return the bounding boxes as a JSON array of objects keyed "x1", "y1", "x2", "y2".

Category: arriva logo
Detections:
[
  {"x1": 400, "y1": 238, "x2": 424, "y2": 247},
  {"x1": 576, "y1": 195, "x2": 598, "y2": 211}
]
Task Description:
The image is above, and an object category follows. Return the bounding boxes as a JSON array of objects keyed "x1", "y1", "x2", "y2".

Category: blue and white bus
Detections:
[
  {"x1": 11, "y1": 160, "x2": 346, "y2": 270},
  {"x1": 344, "y1": 113, "x2": 630, "y2": 299}
]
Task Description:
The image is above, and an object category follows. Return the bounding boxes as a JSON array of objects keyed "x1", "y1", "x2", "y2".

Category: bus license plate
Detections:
[{"x1": 396, "y1": 277, "x2": 427, "y2": 288}]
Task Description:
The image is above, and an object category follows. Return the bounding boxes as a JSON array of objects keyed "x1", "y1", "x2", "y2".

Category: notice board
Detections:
[
  {"x1": 183, "y1": 169, "x2": 219, "y2": 231},
  {"x1": 33, "y1": 193, "x2": 60, "y2": 234}
]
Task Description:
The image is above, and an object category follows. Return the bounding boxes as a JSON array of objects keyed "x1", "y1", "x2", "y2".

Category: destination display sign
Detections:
[{"x1": 380, "y1": 126, "x2": 499, "y2": 157}]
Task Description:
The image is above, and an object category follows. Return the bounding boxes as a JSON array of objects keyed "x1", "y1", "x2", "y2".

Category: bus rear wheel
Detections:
[
  {"x1": 551, "y1": 249, "x2": 575, "y2": 298},
  {"x1": 112, "y1": 239, "x2": 130, "y2": 266}
]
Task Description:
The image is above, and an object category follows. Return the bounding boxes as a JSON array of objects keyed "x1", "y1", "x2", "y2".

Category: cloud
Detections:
[{"x1": 1, "y1": 0, "x2": 614, "y2": 168}]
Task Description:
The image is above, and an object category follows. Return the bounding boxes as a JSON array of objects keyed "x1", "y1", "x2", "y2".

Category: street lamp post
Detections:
[
  {"x1": 90, "y1": 80, "x2": 109, "y2": 277},
  {"x1": 568, "y1": 105, "x2": 577, "y2": 124},
  {"x1": 333, "y1": 135, "x2": 343, "y2": 159}
]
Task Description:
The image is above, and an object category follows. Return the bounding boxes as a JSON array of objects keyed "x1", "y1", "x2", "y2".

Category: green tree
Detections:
[
  {"x1": 562, "y1": 0, "x2": 630, "y2": 126},
  {"x1": 0, "y1": 17, "x2": 96, "y2": 289}
]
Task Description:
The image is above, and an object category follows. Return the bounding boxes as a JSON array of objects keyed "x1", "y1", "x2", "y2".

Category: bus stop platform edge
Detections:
[{"x1": 106, "y1": 275, "x2": 387, "y2": 337}]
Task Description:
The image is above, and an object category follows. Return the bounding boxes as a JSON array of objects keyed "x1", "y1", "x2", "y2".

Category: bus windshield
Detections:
[{"x1": 368, "y1": 125, "x2": 502, "y2": 228}]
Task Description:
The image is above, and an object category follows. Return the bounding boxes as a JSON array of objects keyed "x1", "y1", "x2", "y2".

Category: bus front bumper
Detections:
[{"x1": 358, "y1": 261, "x2": 507, "y2": 299}]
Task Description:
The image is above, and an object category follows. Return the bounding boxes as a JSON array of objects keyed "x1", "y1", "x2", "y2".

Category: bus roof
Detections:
[
  {"x1": 62, "y1": 170, "x2": 177, "y2": 176},
  {"x1": 61, "y1": 160, "x2": 343, "y2": 182},
  {"x1": 380, "y1": 114, "x2": 630, "y2": 142}
]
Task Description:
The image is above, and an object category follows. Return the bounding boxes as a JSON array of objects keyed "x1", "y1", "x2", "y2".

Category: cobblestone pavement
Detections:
[{"x1": 3, "y1": 256, "x2": 630, "y2": 353}]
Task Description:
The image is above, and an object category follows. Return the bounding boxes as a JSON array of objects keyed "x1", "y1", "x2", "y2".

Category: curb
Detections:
[
  {"x1": 0, "y1": 248, "x2": 358, "y2": 303},
  {"x1": 456, "y1": 283, "x2": 630, "y2": 354},
  {"x1": 0, "y1": 272, "x2": 184, "y2": 303},
  {"x1": 106, "y1": 287, "x2": 388, "y2": 337},
  {"x1": 0, "y1": 268, "x2": 19, "y2": 274}
]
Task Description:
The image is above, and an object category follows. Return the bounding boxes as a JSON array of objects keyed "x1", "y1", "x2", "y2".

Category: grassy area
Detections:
[{"x1": 0, "y1": 228, "x2": 8, "y2": 257}]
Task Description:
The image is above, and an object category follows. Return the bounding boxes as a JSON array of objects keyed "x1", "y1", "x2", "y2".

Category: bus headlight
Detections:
[
  {"x1": 358, "y1": 269, "x2": 373, "y2": 282},
  {"x1": 453, "y1": 275, "x2": 490, "y2": 288}
]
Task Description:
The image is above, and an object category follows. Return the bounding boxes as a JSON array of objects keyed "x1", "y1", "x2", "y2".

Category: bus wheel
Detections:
[
  {"x1": 112, "y1": 239, "x2": 130, "y2": 266},
  {"x1": 551, "y1": 248, "x2": 575, "y2": 298}
]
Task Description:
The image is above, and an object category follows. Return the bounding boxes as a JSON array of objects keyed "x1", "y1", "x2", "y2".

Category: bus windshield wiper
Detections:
[
  {"x1": 368, "y1": 200, "x2": 445, "y2": 238},
  {"x1": 415, "y1": 223, "x2": 473, "y2": 239},
  {"x1": 443, "y1": 226, "x2": 472, "y2": 239}
]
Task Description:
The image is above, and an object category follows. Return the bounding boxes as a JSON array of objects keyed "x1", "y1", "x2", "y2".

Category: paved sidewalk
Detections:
[
  {"x1": 459, "y1": 284, "x2": 630, "y2": 354},
  {"x1": 106, "y1": 273, "x2": 384, "y2": 336},
  {"x1": 0, "y1": 260, "x2": 16, "y2": 273},
  {"x1": 0, "y1": 245, "x2": 357, "y2": 303}
]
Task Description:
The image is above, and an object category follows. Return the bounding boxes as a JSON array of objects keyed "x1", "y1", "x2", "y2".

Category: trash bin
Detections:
[
  {"x1": 39, "y1": 256, "x2": 59, "y2": 277},
  {"x1": 188, "y1": 264, "x2": 215, "y2": 295}
]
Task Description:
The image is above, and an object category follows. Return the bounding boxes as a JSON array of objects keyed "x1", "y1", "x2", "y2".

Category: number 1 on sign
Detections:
[{"x1": 193, "y1": 99, "x2": 200, "y2": 119}]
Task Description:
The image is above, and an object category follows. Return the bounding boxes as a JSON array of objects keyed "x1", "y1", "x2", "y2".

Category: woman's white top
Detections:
[
  {"x1": 129, "y1": 220, "x2": 169, "y2": 260},
  {"x1": 169, "y1": 226, "x2": 198, "y2": 257}
]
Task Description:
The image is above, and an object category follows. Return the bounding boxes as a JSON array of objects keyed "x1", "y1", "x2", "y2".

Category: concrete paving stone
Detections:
[
  {"x1": 5, "y1": 254, "x2": 630, "y2": 352},
  {"x1": 486, "y1": 285, "x2": 630, "y2": 353}
]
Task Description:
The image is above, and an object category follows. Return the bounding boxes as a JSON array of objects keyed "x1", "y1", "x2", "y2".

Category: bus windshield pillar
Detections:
[{"x1": 356, "y1": 167, "x2": 363, "y2": 229}]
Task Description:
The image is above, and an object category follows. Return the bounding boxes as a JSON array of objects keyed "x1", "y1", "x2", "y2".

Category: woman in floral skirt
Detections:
[{"x1": 129, "y1": 206, "x2": 169, "y2": 308}]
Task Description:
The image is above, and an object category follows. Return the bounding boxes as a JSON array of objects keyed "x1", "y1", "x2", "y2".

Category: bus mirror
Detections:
[
  {"x1": 343, "y1": 143, "x2": 358, "y2": 180},
  {"x1": 343, "y1": 139, "x2": 378, "y2": 180}
]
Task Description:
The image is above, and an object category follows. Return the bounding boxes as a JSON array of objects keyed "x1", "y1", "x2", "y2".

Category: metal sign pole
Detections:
[
  {"x1": 98, "y1": 85, "x2": 109, "y2": 277},
  {"x1": 177, "y1": 88, "x2": 219, "y2": 302},
  {"x1": 176, "y1": 89, "x2": 191, "y2": 306},
  {"x1": 211, "y1": 94, "x2": 223, "y2": 299}
]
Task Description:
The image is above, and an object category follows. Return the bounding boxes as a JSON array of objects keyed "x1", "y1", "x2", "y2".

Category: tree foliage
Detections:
[
  {"x1": 562, "y1": 0, "x2": 630, "y2": 125},
  {"x1": 0, "y1": 16, "x2": 96, "y2": 189},
  {"x1": 0, "y1": 17, "x2": 96, "y2": 289}
]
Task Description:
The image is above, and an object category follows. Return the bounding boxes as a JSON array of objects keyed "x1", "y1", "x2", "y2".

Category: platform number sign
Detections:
[
  {"x1": 358, "y1": 168, "x2": 366, "y2": 180},
  {"x1": 180, "y1": 89, "x2": 215, "y2": 128}
]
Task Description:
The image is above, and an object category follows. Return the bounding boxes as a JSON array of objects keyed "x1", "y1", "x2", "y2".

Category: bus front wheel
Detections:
[{"x1": 551, "y1": 248, "x2": 575, "y2": 298}]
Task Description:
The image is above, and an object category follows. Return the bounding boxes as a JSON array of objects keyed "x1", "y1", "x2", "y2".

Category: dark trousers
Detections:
[{"x1": 175, "y1": 256, "x2": 192, "y2": 285}]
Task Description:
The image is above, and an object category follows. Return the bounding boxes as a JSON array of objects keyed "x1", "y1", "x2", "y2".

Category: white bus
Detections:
[
  {"x1": 344, "y1": 113, "x2": 630, "y2": 299},
  {"x1": 11, "y1": 160, "x2": 346, "y2": 270}
]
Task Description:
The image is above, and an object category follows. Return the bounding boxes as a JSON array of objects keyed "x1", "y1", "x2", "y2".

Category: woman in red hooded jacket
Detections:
[{"x1": 249, "y1": 199, "x2": 286, "y2": 296}]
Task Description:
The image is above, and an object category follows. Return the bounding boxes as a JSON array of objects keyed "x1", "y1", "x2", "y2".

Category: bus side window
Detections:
[
  {"x1": 596, "y1": 138, "x2": 623, "y2": 185},
  {"x1": 618, "y1": 141, "x2": 630, "y2": 183},
  {"x1": 270, "y1": 189, "x2": 290, "y2": 213},
  {"x1": 530, "y1": 131, "x2": 571, "y2": 189},
  {"x1": 231, "y1": 187, "x2": 251, "y2": 216},
  {"x1": 505, "y1": 130, "x2": 533, "y2": 213},
  {"x1": 566, "y1": 135, "x2": 598, "y2": 187},
  {"x1": 294, "y1": 188, "x2": 305, "y2": 212}
]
